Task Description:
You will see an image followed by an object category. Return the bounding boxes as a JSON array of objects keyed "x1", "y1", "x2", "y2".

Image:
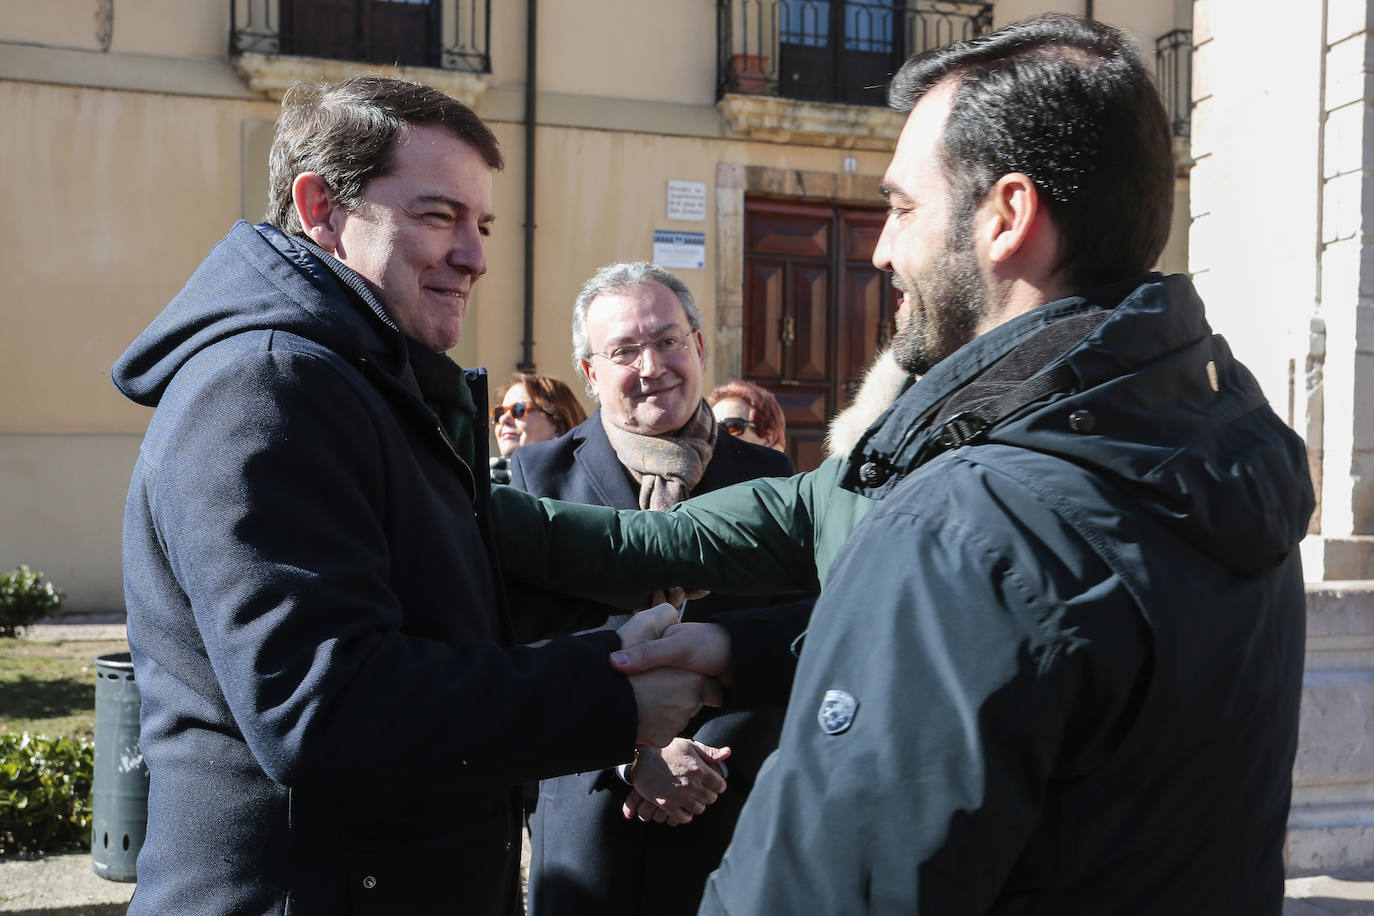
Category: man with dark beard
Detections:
[{"x1": 494, "y1": 13, "x2": 1314, "y2": 915}]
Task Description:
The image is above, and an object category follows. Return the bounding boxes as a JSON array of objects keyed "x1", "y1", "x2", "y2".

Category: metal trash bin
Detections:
[{"x1": 91, "y1": 651, "x2": 148, "y2": 882}]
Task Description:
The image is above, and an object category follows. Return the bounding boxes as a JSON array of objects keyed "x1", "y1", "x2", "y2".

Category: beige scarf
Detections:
[{"x1": 602, "y1": 400, "x2": 718, "y2": 510}]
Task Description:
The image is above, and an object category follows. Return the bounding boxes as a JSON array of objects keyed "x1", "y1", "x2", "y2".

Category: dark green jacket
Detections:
[
  {"x1": 491, "y1": 458, "x2": 875, "y2": 704},
  {"x1": 492, "y1": 455, "x2": 874, "y2": 603}
]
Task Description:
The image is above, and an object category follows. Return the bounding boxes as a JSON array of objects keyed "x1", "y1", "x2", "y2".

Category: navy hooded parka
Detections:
[{"x1": 112, "y1": 221, "x2": 638, "y2": 916}]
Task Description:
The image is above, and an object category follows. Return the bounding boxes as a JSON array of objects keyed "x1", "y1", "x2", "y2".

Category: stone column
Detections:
[
  {"x1": 1191, "y1": 0, "x2": 1374, "y2": 875},
  {"x1": 1189, "y1": 0, "x2": 1374, "y2": 579},
  {"x1": 1316, "y1": 0, "x2": 1374, "y2": 577}
]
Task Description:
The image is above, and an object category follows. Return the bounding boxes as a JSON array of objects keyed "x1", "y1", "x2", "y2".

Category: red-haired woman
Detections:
[
  {"x1": 708, "y1": 379, "x2": 786, "y2": 451},
  {"x1": 490, "y1": 373, "x2": 587, "y2": 483}
]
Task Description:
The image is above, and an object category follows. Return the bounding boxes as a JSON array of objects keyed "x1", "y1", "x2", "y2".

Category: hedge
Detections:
[{"x1": 0, "y1": 733, "x2": 94, "y2": 855}]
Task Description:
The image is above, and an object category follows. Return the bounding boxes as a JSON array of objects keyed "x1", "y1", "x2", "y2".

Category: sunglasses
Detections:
[
  {"x1": 490, "y1": 402, "x2": 544, "y2": 423},
  {"x1": 719, "y1": 417, "x2": 758, "y2": 437}
]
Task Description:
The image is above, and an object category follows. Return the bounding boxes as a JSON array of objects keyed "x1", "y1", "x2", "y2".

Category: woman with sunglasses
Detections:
[
  {"x1": 707, "y1": 379, "x2": 786, "y2": 452},
  {"x1": 490, "y1": 373, "x2": 587, "y2": 483}
]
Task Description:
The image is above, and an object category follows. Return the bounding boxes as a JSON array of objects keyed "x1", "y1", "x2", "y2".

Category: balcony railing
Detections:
[
  {"x1": 231, "y1": 0, "x2": 489, "y2": 74},
  {"x1": 718, "y1": 0, "x2": 993, "y2": 106},
  {"x1": 1155, "y1": 28, "x2": 1192, "y2": 140}
]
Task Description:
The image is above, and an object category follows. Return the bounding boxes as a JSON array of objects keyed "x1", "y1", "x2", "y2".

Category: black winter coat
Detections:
[
  {"x1": 703, "y1": 274, "x2": 1314, "y2": 915},
  {"x1": 112, "y1": 221, "x2": 638, "y2": 916},
  {"x1": 509, "y1": 413, "x2": 795, "y2": 916}
]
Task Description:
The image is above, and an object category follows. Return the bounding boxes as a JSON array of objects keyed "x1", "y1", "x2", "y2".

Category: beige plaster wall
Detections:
[
  {"x1": 107, "y1": 2, "x2": 228, "y2": 60},
  {"x1": 0, "y1": 80, "x2": 280, "y2": 434},
  {"x1": 536, "y1": 1, "x2": 715, "y2": 106},
  {"x1": 993, "y1": 0, "x2": 1182, "y2": 47},
  {"x1": 0, "y1": 0, "x2": 109, "y2": 51},
  {"x1": 0, "y1": 434, "x2": 139, "y2": 613},
  {"x1": 0, "y1": 0, "x2": 227, "y2": 60}
]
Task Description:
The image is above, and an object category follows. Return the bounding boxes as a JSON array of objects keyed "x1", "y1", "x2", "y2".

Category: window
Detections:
[
  {"x1": 231, "y1": 0, "x2": 491, "y2": 73},
  {"x1": 281, "y1": 0, "x2": 439, "y2": 68},
  {"x1": 720, "y1": 0, "x2": 993, "y2": 107}
]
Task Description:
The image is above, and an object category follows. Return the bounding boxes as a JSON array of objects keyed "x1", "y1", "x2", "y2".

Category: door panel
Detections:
[
  {"x1": 743, "y1": 198, "x2": 896, "y2": 472},
  {"x1": 744, "y1": 261, "x2": 786, "y2": 379},
  {"x1": 747, "y1": 205, "x2": 832, "y2": 257},
  {"x1": 835, "y1": 208, "x2": 896, "y2": 399},
  {"x1": 790, "y1": 264, "x2": 831, "y2": 382}
]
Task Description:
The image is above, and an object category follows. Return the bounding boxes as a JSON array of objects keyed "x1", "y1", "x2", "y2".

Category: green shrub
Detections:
[
  {"x1": 0, "y1": 565, "x2": 65, "y2": 638},
  {"x1": 0, "y1": 733, "x2": 94, "y2": 855}
]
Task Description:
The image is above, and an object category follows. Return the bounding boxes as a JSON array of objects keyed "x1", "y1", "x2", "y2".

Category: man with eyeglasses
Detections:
[{"x1": 507, "y1": 260, "x2": 795, "y2": 916}]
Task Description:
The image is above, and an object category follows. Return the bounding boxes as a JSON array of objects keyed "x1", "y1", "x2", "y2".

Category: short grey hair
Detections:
[{"x1": 571, "y1": 261, "x2": 703, "y2": 396}]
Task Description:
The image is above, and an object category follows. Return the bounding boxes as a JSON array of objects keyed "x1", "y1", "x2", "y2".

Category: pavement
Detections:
[{"x1": 6, "y1": 614, "x2": 1374, "y2": 914}]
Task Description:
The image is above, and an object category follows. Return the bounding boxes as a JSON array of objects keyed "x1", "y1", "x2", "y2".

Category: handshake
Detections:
[{"x1": 612, "y1": 602, "x2": 735, "y2": 826}]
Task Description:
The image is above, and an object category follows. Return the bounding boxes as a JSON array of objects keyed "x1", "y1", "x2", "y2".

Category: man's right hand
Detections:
[
  {"x1": 628, "y1": 668, "x2": 724, "y2": 747},
  {"x1": 616, "y1": 605, "x2": 725, "y2": 746},
  {"x1": 612, "y1": 621, "x2": 734, "y2": 687}
]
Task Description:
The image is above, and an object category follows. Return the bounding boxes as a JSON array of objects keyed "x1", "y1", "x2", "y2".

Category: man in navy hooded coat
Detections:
[
  {"x1": 599, "y1": 15, "x2": 1316, "y2": 915},
  {"x1": 111, "y1": 76, "x2": 716, "y2": 916}
]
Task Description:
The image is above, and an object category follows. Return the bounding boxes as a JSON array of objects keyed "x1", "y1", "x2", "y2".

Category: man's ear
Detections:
[
  {"x1": 692, "y1": 329, "x2": 706, "y2": 367},
  {"x1": 579, "y1": 358, "x2": 598, "y2": 394},
  {"x1": 292, "y1": 172, "x2": 344, "y2": 253},
  {"x1": 982, "y1": 172, "x2": 1043, "y2": 265}
]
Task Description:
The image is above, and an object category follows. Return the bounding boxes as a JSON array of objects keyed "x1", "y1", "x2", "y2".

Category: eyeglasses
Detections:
[
  {"x1": 490, "y1": 402, "x2": 545, "y2": 423},
  {"x1": 591, "y1": 334, "x2": 692, "y2": 369},
  {"x1": 719, "y1": 417, "x2": 758, "y2": 437}
]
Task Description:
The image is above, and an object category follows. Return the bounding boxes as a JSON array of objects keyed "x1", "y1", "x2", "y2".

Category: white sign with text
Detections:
[
  {"x1": 666, "y1": 180, "x2": 708, "y2": 222},
  {"x1": 652, "y1": 230, "x2": 706, "y2": 270}
]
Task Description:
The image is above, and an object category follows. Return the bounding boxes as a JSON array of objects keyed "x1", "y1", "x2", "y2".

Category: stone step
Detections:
[
  {"x1": 1303, "y1": 536, "x2": 1374, "y2": 581},
  {"x1": 1289, "y1": 581, "x2": 1374, "y2": 876}
]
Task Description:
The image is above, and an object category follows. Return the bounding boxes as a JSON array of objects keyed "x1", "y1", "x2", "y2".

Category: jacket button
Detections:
[
  {"x1": 362, "y1": 875, "x2": 377, "y2": 890},
  {"x1": 859, "y1": 461, "x2": 886, "y2": 486},
  {"x1": 1068, "y1": 409, "x2": 1096, "y2": 433}
]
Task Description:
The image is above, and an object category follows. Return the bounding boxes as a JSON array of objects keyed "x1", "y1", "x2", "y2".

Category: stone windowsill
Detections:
[
  {"x1": 716, "y1": 92, "x2": 905, "y2": 151},
  {"x1": 232, "y1": 52, "x2": 491, "y2": 106}
]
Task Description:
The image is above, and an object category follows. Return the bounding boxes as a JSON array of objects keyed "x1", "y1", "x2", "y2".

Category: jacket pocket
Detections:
[{"x1": 344, "y1": 796, "x2": 518, "y2": 915}]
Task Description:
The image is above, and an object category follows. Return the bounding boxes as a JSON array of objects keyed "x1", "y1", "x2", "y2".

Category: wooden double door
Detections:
[{"x1": 742, "y1": 198, "x2": 897, "y2": 471}]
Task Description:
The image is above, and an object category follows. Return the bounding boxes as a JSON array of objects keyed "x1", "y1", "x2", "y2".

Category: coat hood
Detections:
[
  {"x1": 845, "y1": 274, "x2": 1314, "y2": 578},
  {"x1": 112, "y1": 221, "x2": 406, "y2": 407}
]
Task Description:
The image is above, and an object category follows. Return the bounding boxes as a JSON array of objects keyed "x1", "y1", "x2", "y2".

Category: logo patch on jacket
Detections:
[{"x1": 818, "y1": 689, "x2": 859, "y2": 735}]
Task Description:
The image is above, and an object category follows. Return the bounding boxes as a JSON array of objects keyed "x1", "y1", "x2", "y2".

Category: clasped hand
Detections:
[
  {"x1": 616, "y1": 604, "x2": 726, "y2": 748},
  {"x1": 622, "y1": 738, "x2": 731, "y2": 826}
]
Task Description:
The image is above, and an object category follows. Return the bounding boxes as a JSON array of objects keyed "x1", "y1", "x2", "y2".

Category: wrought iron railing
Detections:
[
  {"x1": 230, "y1": 0, "x2": 490, "y2": 73},
  {"x1": 1155, "y1": 28, "x2": 1192, "y2": 140},
  {"x1": 718, "y1": 0, "x2": 993, "y2": 106}
]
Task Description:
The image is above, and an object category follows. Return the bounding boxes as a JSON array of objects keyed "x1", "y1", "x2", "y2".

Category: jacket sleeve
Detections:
[
  {"x1": 703, "y1": 473, "x2": 1146, "y2": 914},
  {"x1": 711, "y1": 596, "x2": 816, "y2": 708},
  {"x1": 141, "y1": 347, "x2": 638, "y2": 793},
  {"x1": 504, "y1": 581, "x2": 622, "y2": 643},
  {"x1": 490, "y1": 473, "x2": 825, "y2": 608}
]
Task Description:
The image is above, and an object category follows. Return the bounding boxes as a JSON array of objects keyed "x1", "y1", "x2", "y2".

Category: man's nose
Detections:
[
  {"x1": 636, "y1": 345, "x2": 667, "y2": 377},
  {"x1": 450, "y1": 227, "x2": 487, "y2": 277},
  {"x1": 873, "y1": 219, "x2": 894, "y2": 271}
]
